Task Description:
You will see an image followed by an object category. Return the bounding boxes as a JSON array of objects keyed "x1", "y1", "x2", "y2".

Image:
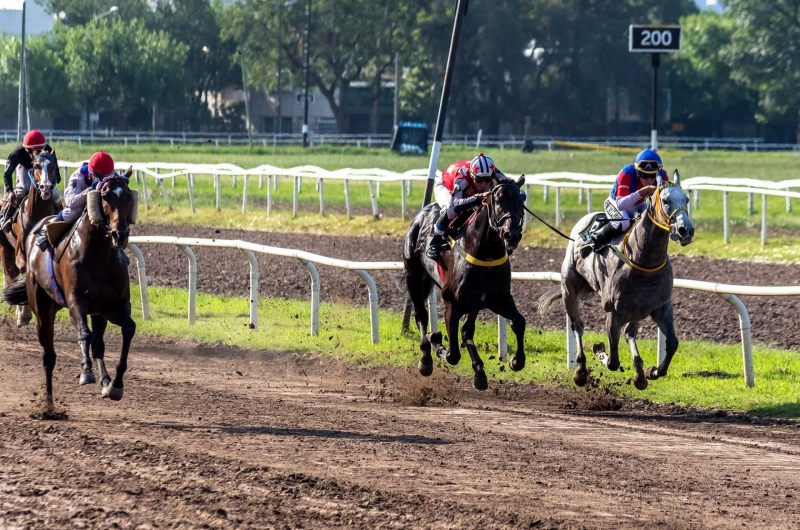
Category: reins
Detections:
[{"x1": 611, "y1": 182, "x2": 685, "y2": 273}]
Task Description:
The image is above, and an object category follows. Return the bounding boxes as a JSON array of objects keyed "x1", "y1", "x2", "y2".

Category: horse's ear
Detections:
[
  {"x1": 124, "y1": 166, "x2": 133, "y2": 179},
  {"x1": 673, "y1": 169, "x2": 681, "y2": 186},
  {"x1": 516, "y1": 174, "x2": 525, "y2": 187}
]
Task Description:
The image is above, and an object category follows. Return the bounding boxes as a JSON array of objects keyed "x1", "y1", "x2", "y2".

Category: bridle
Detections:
[
  {"x1": 93, "y1": 175, "x2": 131, "y2": 238},
  {"x1": 647, "y1": 182, "x2": 687, "y2": 233},
  {"x1": 485, "y1": 181, "x2": 522, "y2": 236},
  {"x1": 27, "y1": 153, "x2": 57, "y2": 199}
]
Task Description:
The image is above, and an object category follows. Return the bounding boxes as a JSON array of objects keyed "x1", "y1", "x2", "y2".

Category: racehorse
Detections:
[
  {"x1": 3, "y1": 171, "x2": 138, "y2": 412},
  {"x1": 539, "y1": 171, "x2": 694, "y2": 390},
  {"x1": 403, "y1": 176, "x2": 527, "y2": 390},
  {"x1": 0, "y1": 152, "x2": 60, "y2": 327}
]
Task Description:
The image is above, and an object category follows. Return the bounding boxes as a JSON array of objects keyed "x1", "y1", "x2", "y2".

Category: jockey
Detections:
[
  {"x1": 426, "y1": 153, "x2": 522, "y2": 260},
  {"x1": 580, "y1": 149, "x2": 668, "y2": 258},
  {"x1": 2, "y1": 130, "x2": 62, "y2": 232},
  {"x1": 35, "y1": 151, "x2": 115, "y2": 250}
]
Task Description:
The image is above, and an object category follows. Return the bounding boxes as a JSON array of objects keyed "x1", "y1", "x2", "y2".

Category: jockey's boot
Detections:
[
  {"x1": 425, "y1": 233, "x2": 451, "y2": 260},
  {"x1": 579, "y1": 223, "x2": 617, "y2": 259},
  {"x1": 35, "y1": 228, "x2": 49, "y2": 252},
  {"x1": 0, "y1": 206, "x2": 14, "y2": 233}
]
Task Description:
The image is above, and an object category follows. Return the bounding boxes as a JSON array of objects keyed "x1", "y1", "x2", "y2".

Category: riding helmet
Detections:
[
  {"x1": 23, "y1": 130, "x2": 47, "y2": 150},
  {"x1": 470, "y1": 153, "x2": 496, "y2": 181},
  {"x1": 89, "y1": 151, "x2": 115, "y2": 177},
  {"x1": 634, "y1": 149, "x2": 663, "y2": 174}
]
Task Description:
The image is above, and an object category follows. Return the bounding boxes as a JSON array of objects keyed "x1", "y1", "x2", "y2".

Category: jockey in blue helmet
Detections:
[{"x1": 580, "y1": 149, "x2": 668, "y2": 258}]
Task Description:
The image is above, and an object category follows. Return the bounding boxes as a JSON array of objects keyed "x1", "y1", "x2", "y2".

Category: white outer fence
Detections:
[
  {"x1": 127, "y1": 236, "x2": 800, "y2": 388},
  {"x1": 52, "y1": 161, "x2": 799, "y2": 243}
]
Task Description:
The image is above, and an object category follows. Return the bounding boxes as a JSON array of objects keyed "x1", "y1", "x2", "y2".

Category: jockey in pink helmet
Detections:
[{"x1": 426, "y1": 153, "x2": 524, "y2": 260}]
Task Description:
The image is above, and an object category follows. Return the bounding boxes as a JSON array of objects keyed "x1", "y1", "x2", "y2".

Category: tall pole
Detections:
[
  {"x1": 242, "y1": 57, "x2": 252, "y2": 148},
  {"x1": 277, "y1": 3, "x2": 283, "y2": 135},
  {"x1": 421, "y1": 0, "x2": 469, "y2": 207},
  {"x1": 16, "y1": 0, "x2": 27, "y2": 141},
  {"x1": 393, "y1": 52, "x2": 400, "y2": 129},
  {"x1": 302, "y1": 0, "x2": 312, "y2": 148},
  {"x1": 25, "y1": 49, "x2": 31, "y2": 130},
  {"x1": 651, "y1": 52, "x2": 660, "y2": 151}
]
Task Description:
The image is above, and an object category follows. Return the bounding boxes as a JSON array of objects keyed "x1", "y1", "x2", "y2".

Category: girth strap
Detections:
[{"x1": 447, "y1": 236, "x2": 508, "y2": 267}]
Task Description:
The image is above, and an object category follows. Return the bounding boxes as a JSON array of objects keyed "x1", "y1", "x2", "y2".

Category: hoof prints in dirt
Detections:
[{"x1": 129, "y1": 224, "x2": 800, "y2": 351}]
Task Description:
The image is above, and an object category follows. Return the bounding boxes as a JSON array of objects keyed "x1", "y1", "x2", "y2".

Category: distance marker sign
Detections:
[{"x1": 629, "y1": 25, "x2": 681, "y2": 53}]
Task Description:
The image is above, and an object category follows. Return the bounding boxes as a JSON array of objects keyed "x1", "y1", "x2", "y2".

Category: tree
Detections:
[
  {"x1": 724, "y1": 0, "x2": 800, "y2": 142},
  {"x1": 670, "y1": 11, "x2": 757, "y2": 136},
  {"x1": 59, "y1": 17, "x2": 189, "y2": 129}
]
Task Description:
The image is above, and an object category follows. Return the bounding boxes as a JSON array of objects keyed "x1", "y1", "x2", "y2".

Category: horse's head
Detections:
[
  {"x1": 87, "y1": 167, "x2": 137, "y2": 250},
  {"x1": 31, "y1": 153, "x2": 57, "y2": 202},
  {"x1": 488, "y1": 175, "x2": 526, "y2": 252},
  {"x1": 653, "y1": 170, "x2": 694, "y2": 246}
]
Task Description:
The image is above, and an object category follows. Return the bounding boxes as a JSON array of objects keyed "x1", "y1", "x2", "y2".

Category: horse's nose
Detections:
[{"x1": 678, "y1": 226, "x2": 687, "y2": 238}]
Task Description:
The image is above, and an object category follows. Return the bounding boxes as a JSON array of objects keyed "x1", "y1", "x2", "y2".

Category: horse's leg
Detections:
[
  {"x1": 599, "y1": 311, "x2": 623, "y2": 372},
  {"x1": 68, "y1": 303, "x2": 96, "y2": 385},
  {"x1": 33, "y1": 286, "x2": 58, "y2": 413},
  {"x1": 488, "y1": 295, "x2": 526, "y2": 372},
  {"x1": 563, "y1": 276, "x2": 590, "y2": 386},
  {"x1": 647, "y1": 302, "x2": 679, "y2": 381},
  {"x1": 459, "y1": 311, "x2": 487, "y2": 390},
  {"x1": 624, "y1": 322, "x2": 647, "y2": 390},
  {"x1": 90, "y1": 315, "x2": 112, "y2": 392},
  {"x1": 406, "y1": 270, "x2": 433, "y2": 376},
  {"x1": 0, "y1": 233, "x2": 26, "y2": 326},
  {"x1": 104, "y1": 306, "x2": 136, "y2": 401},
  {"x1": 441, "y1": 303, "x2": 462, "y2": 367}
]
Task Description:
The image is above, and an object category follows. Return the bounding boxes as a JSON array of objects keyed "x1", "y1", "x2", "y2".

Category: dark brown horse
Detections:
[
  {"x1": 403, "y1": 176, "x2": 527, "y2": 390},
  {"x1": 3, "y1": 171, "x2": 137, "y2": 412},
  {"x1": 0, "y1": 152, "x2": 60, "y2": 327}
]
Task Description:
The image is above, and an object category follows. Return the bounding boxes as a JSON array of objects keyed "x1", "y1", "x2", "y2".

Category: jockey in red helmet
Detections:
[
  {"x1": 2, "y1": 130, "x2": 62, "y2": 232},
  {"x1": 35, "y1": 152, "x2": 118, "y2": 250},
  {"x1": 426, "y1": 153, "x2": 524, "y2": 260},
  {"x1": 579, "y1": 149, "x2": 668, "y2": 258}
]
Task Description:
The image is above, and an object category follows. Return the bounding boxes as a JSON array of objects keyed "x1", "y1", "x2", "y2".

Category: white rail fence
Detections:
[
  {"x1": 54, "y1": 161, "x2": 800, "y2": 242},
  {"x1": 127, "y1": 236, "x2": 800, "y2": 388},
  {"x1": 4, "y1": 129, "x2": 799, "y2": 151}
]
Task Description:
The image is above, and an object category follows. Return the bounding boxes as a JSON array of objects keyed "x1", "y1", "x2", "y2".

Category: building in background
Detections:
[{"x1": 0, "y1": 1, "x2": 53, "y2": 36}]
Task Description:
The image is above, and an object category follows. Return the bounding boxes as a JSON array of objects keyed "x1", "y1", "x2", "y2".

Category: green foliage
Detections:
[
  {"x1": 724, "y1": 0, "x2": 800, "y2": 136},
  {"x1": 57, "y1": 18, "x2": 188, "y2": 126}
]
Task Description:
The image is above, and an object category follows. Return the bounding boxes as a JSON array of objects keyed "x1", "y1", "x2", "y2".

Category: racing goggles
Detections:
[
  {"x1": 635, "y1": 160, "x2": 663, "y2": 174},
  {"x1": 470, "y1": 170, "x2": 493, "y2": 182}
]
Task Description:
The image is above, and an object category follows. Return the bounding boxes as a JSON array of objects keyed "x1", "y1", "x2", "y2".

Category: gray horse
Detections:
[{"x1": 540, "y1": 171, "x2": 694, "y2": 390}]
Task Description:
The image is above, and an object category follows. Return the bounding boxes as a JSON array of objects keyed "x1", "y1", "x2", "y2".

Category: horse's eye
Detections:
[{"x1": 34, "y1": 164, "x2": 41, "y2": 170}]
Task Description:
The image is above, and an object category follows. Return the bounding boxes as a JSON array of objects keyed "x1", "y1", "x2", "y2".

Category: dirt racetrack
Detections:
[
  {"x1": 2, "y1": 320, "x2": 800, "y2": 529},
  {"x1": 129, "y1": 224, "x2": 800, "y2": 351}
]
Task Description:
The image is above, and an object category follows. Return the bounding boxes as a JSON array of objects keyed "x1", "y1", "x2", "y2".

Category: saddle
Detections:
[{"x1": 44, "y1": 215, "x2": 81, "y2": 263}]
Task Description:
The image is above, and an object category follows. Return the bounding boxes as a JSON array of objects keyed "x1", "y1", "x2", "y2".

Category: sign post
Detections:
[{"x1": 629, "y1": 25, "x2": 681, "y2": 150}]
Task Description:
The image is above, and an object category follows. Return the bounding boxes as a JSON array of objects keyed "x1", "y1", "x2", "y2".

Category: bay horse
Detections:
[
  {"x1": 404, "y1": 176, "x2": 527, "y2": 390},
  {"x1": 3, "y1": 171, "x2": 138, "y2": 412},
  {"x1": 0, "y1": 152, "x2": 60, "y2": 327},
  {"x1": 539, "y1": 171, "x2": 694, "y2": 390}
]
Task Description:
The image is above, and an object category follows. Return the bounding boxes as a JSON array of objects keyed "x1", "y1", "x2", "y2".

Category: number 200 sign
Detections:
[{"x1": 629, "y1": 25, "x2": 681, "y2": 53}]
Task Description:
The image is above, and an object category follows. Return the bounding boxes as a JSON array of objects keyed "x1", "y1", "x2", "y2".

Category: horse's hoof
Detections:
[
  {"x1": 509, "y1": 355, "x2": 525, "y2": 372},
  {"x1": 427, "y1": 331, "x2": 443, "y2": 346},
  {"x1": 15, "y1": 306, "x2": 32, "y2": 328},
  {"x1": 633, "y1": 372, "x2": 649, "y2": 391},
  {"x1": 573, "y1": 368, "x2": 588, "y2": 387},
  {"x1": 79, "y1": 371, "x2": 96, "y2": 386},
  {"x1": 102, "y1": 384, "x2": 124, "y2": 401},
  {"x1": 418, "y1": 360, "x2": 433, "y2": 377},
  {"x1": 445, "y1": 351, "x2": 461, "y2": 366},
  {"x1": 645, "y1": 367, "x2": 659, "y2": 380},
  {"x1": 473, "y1": 373, "x2": 488, "y2": 391}
]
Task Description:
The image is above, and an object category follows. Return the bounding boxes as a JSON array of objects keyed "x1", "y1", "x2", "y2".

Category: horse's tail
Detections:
[
  {"x1": 538, "y1": 286, "x2": 562, "y2": 315},
  {"x1": 2, "y1": 276, "x2": 28, "y2": 307}
]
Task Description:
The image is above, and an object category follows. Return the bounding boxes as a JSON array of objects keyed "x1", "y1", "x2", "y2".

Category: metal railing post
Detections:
[
  {"x1": 498, "y1": 315, "x2": 507, "y2": 362},
  {"x1": 429, "y1": 290, "x2": 438, "y2": 333},
  {"x1": 298, "y1": 258, "x2": 320, "y2": 336},
  {"x1": 354, "y1": 270, "x2": 380, "y2": 344},
  {"x1": 241, "y1": 248, "x2": 259, "y2": 330},
  {"x1": 188, "y1": 173, "x2": 196, "y2": 213},
  {"x1": 293, "y1": 176, "x2": 299, "y2": 218},
  {"x1": 368, "y1": 180, "x2": 380, "y2": 219},
  {"x1": 566, "y1": 314, "x2": 577, "y2": 370},
  {"x1": 719, "y1": 293, "x2": 754, "y2": 388},
  {"x1": 344, "y1": 179, "x2": 352, "y2": 219},
  {"x1": 176, "y1": 244, "x2": 197, "y2": 325},
  {"x1": 318, "y1": 177, "x2": 324, "y2": 215},
  {"x1": 242, "y1": 174, "x2": 249, "y2": 213},
  {"x1": 761, "y1": 194, "x2": 768, "y2": 246},
  {"x1": 723, "y1": 191, "x2": 730, "y2": 244},
  {"x1": 127, "y1": 244, "x2": 150, "y2": 320},
  {"x1": 214, "y1": 174, "x2": 221, "y2": 211}
]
